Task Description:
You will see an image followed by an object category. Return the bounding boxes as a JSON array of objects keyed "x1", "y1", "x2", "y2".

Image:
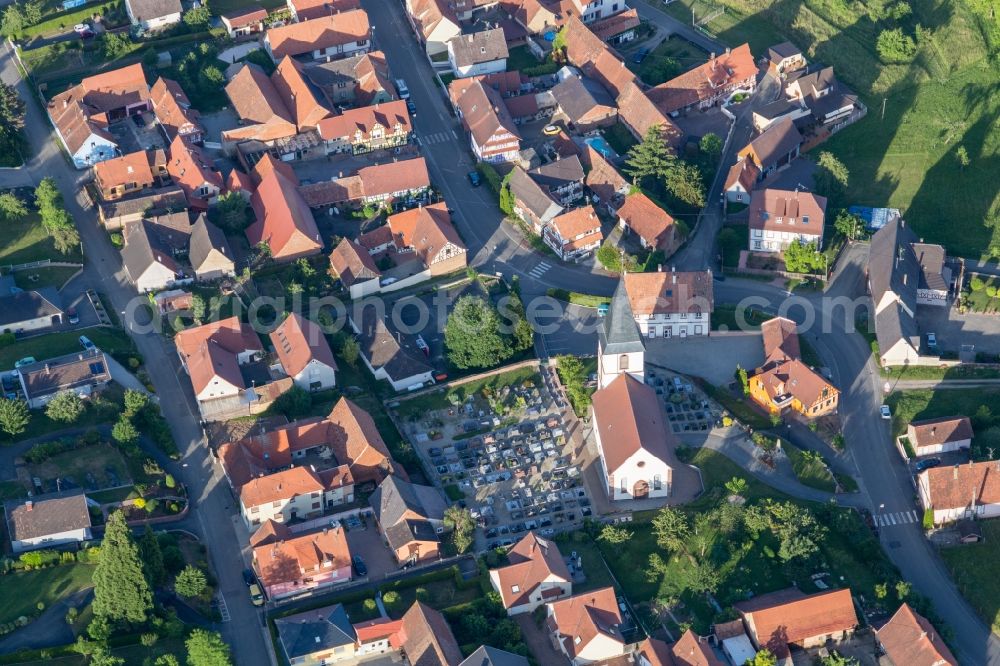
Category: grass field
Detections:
[
  {"x1": 0, "y1": 210, "x2": 84, "y2": 267},
  {"x1": 631, "y1": 35, "x2": 710, "y2": 86},
  {"x1": 14, "y1": 266, "x2": 81, "y2": 290},
  {"x1": 392, "y1": 366, "x2": 541, "y2": 420},
  {"x1": 18, "y1": 1, "x2": 124, "y2": 40},
  {"x1": 656, "y1": 0, "x2": 1000, "y2": 258},
  {"x1": 886, "y1": 388, "x2": 1000, "y2": 461},
  {"x1": 941, "y1": 518, "x2": 1000, "y2": 633},
  {"x1": 710, "y1": 304, "x2": 769, "y2": 331},
  {"x1": 0, "y1": 564, "x2": 95, "y2": 626},
  {"x1": 0, "y1": 328, "x2": 135, "y2": 371},
  {"x1": 784, "y1": 442, "x2": 837, "y2": 492}
]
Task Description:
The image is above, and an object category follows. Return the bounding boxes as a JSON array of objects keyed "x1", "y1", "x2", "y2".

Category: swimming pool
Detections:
[{"x1": 584, "y1": 136, "x2": 616, "y2": 159}]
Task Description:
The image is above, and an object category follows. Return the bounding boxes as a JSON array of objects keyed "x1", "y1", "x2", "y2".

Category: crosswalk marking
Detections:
[
  {"x1": 215, "y1": 594, "x2": 231, "y2": 622},
  {"x1": 875, "y1": 510, "x2": 918, "y2": 527},
  {"x1": 528, "y1": 261, "x2": 551, "y2": 279},
  {"x1": 422, "y1": 131, "x2": 457, "y2": 145}
]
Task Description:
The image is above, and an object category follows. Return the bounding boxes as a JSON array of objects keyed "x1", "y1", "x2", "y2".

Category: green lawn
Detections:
[
  {"x1": 18, "y1": 1, "x2": 124, "y2": 39},
  {"x1": 783, "y1": 442, "x2": 836, "y2": 492},
  {"x1": 709, "y1": 304, "x2": 769, "y2": 331},
  {"x1": 546, "y1": 288, "x2": 608, "y2": 308},
  {"x1": 886, "y1": 389, "x2": 1000, "y2": 459},
  {"x1": 391, "y1": 366, "x2": 541, "y2": 420},
  {"x1": 0, "y1": 210, "x2": 83, "y2": 267},
  {"x1": 558, "y1": 538, "x2": 617, "y2": 593},
  {"x1": 27, "y1": 442, "x2": 129, "y2": 489},
  {"x1": 13, "y1": 266, "x2": 81, "y2": 291},
  {"x1": 0, "y1": 479, "x2": 28, "y2": 500},
  {"x1": 0, "y1": 328, "x2": 135, "y2": 371},
  {"x1": 881, "y1": 364, "x2": 1000, "y2": 381},
  {"x1": 0, "y1": 564, "x2": 95, "y2": 626},
  {"x1": 941, "y1": 518, "x2": 1000, "y2": 633},
  {"x1": 602, "y1": 122, "x2": 638, "y2": 155},
  {"x1": 632, "y1": 35, "x2": 709, "y2": 86},
  {"x1": 719, "y1": 224, "x2": 748, "y2": 269}
]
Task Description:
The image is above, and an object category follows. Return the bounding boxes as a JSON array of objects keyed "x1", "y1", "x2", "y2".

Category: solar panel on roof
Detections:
[{"x1": 89, "y1": 362, "x2": 105, "y2": 375}]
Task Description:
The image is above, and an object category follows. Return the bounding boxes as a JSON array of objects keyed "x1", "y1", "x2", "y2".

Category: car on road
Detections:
[
  {"x1": 467, "y1": 170, "x2": 481, "y2": 187},
  {"x1": 597, "y1": 303, "x2": 609, "y2": 317},
  {"x1": 242, "y1": 568, "x2": 255, "y2": 586},
  {"x1": 395, "y1": 78, "x2": 410, "y2": 99},
  {"x1": 248, "y1": 583, "x2": 264, "y2": 606},
  {"x1": 67, "y1": 307, "x2": 79, "y2": 324},
  {"x1": 880, "y1": 404, "x2": 892, "y2": 419},
  {"x1": 632, "y1": 47, "x2": 650, "y2": 63},
  {"x1": 79, "y1": 335, "x2": 95, "y2": 350},
  {"x1": 352, "y1": 555, "x2": 368, "y2": 577},
  {"x1": 14, "y1": 357, "x2": 35, "y2": 369},
  {"x1": 542, "y1": 124, "x2": 561, "y2": 136},
  {"x1": 73, "y1": 23, "x2": 94, "y2": 38},
  {"x1": 915, "y1": 457, "x2": 942, "y2": 472},
  {"x1": 406, "y1": 100, "x2": 417, "y2": 116}
]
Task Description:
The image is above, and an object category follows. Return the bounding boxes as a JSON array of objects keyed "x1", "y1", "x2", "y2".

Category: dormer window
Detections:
[
  {"x1": 511, "y1": 584, "x2": 520, "y2": 593},
  {"x1": 802, "y1": 215, "x2": 809, "y2": 225}
]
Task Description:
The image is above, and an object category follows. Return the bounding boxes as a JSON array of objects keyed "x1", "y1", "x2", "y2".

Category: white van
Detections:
[{"x1": 395, "y1": 78, "x2": 410, "y2": 99}]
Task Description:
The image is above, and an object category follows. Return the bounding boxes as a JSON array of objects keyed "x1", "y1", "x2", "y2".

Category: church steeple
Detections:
[{"x1": 597, "y1": 275, "x2": 645, "y2": 388}]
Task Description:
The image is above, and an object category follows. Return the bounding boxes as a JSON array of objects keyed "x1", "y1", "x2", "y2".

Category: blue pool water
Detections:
[{"x1": 584, "y1": 136, "x2": 616, "y2": 159}]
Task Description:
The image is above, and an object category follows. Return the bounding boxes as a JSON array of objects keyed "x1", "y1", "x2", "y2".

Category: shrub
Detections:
[
  {"x1": 140, "y1": 632, "x2": 158, "y2": 647},
  {"x1": 164, "y1": 474, "x2": 176, "y2": 489},
  {"x1": 363, "y1": 598, "x2": 377, "y2": 612},
  {"x1": 922, "y1": 509, "x2": 934, "y2": 530}
]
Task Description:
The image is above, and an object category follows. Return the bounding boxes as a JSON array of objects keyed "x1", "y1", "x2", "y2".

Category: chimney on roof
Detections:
[
  {"x1": 44, "y1": 364, "x2": 50, "y2": 374},
  {"x1": 954, "y1": 465, "x2": 959, "y2": 479},
  {"x1": 25, "y1": 500, "x2": 32, "y2": 512}
]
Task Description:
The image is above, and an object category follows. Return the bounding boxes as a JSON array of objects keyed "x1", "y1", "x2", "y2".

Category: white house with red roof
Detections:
[
  {"x1": 489, "y1": 532, "x2": 572, "y2": 615},
  {"x1": 270, "y1": 313, "x2": 338, "y2": 392},
  {"x1": 546, "y1": 587, "x2": 625, "y2": 664}
]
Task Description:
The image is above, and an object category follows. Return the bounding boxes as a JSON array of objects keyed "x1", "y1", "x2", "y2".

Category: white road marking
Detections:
[{"x1": 216, "y1": 593, "x2": 231, "y2": 622}]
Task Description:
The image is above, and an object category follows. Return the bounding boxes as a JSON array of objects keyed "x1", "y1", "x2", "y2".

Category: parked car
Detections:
[
  {"x1": 14, "y1": 357, "x2": 35, "y2": 369},
  {"x1": 926, "y1": 332, "x2": 938, "y2": 352},
  {"x1": 915, "y1": 457, "x2": 941, "y2": 472},
  {"x1": 597, "y1": 303, "x2": 609, "y2": 317},
  {"x1": 542, "y1": 124, "x2": 561, "y2": 136},
  {"x1": 242, "y1": 569, "x2": 255, "y2": 586},
  {"x1": 248, "y1": 583, "x2": 264, "y2": 606},
  {"x1": 467, "y1": 170, "x2": 482, "y2": 187},
  {"x1": 79, "y1": 335, "x2": 95, "y2": 350},
  {"x1": 395, "y1": 78, "x2": 410, "y2": 99},
  {"x1": 352, "y1": 555, "x2": 368, "y2": 577},
  {"x1": 67, "y1": 307, "x2": 79, "y2": 324},
  {"x1": 406, "y1": 100, "x2": 417, "y2": 116},
  {"x1": 880, "y1": 404, "x2": 891, "y2": 419},
  {"x1": 73, "y1": 23, "x2": 94, "y2": 38}
]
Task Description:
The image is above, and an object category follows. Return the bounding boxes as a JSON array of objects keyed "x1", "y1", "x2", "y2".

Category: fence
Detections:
[{"x1": 2, "y1": 259, "x2": 83, "y2": 273}]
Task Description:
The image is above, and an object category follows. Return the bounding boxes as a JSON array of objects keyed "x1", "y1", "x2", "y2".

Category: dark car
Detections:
[
  {"x1": 67, "y1": 307, "x2": 79, "y2": 325},
  {"x1": 406, "y1": 100, "x2": 417, "y2": 116},
  {"x1": 632, "y1": 47, "x2": 650, "y2": 63},
  {"x1": 467, "y1": 171, "x2": 481, "y2": 187},
  {"x1": 242, "y1": 568, "x2": 255, "y2": 586},
  {"x1": 352, "y1": 555, "x2": 368, "y2": 577},
  {"x1": 915, "y1": 457, "x2": 942, "y2": 472}
]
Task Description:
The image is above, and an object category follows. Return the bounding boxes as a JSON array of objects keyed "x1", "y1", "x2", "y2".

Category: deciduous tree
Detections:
[
  {"x1": 445, "y1": 295, "x2": 513, "y2": 369},
  {"x1": 0, "y1": 192, "x2": 26, "y2": 220},
  {"x1": 45, "y1": 391, "x2": 85, "y2": 423},
  {"x1": 185, "y1": 630, "x2": 232, "y2": 666},
  {"x1": 175, "y1": 565, "x2": 207, "y2": 598},
  {"x1": 444, "y1": 505, "x2": 475, "y2": 553},
  {"x1": 0, "y1": 397, "x2": 29, "y2": 436},
  {"x1": 112, "y1": 416, "x2": 139, "y2": 446},
  {"x1": 599, "y1": 524, "x2": 633, "y2": 544},
  {"x1": 833, "y1": 210, "x2": 863, "y2": 241},
  {"x1": 651, "y1": 506, "x2": 690, "y2": 552}
]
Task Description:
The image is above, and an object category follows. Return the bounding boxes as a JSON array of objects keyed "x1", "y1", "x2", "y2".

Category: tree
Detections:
[
  {"x1": 198, "y1": 64, "x2": 225, "y2": 89},
  {"x1": 23, "y1": 0, "x2": 40, "y2": 25},
  {"x1": 183, "y1": 2, "x2": 211, "y2": 29},
  {"x1": 1, "y1": 4, "x2": 24, "y2": 36},
  {"x1": 210, "y1": 191, "x2": 251, "y2": 232},
  {"x1": 744, "y1": 500, "x2": 826, "y2": 563},
  {"x1": 102, "y1": 32, "x2": 133, "y2": 59},
  {"x1": 498, "y1": 172, "x2": 514, "y2": 216},
  {"x1": 745, "y1": 648, "x2": 777, "y2": 666},
  {"x1": 820, "y1": 652, "x2": 859, "y2": 666},
  {"x1": 175, "y1": 565, "x2": 207, "y2": 598},
  {"x1": 551, "y1": 25, "x2": 567, "y2": 56},
  {"x1": 626, "y1": 126, "x2": 675, "y2": 182},
  {"x1": 139, "y1": 526, "x2": 166, "y2": 587},
  {"x1": 876, "y1": 28, "x2": 917, "y2": 63},
  {"x1": 339, "y1": 336, "x2": 360, "y2": 367},
  {"x1": 123, "y1": 389, "x2": 149, "y2": 418},
  {"x1": 833, "y1": 210, "x2": 863, "y2": 241},
  {"x1": 735, "y1": 365, "x2": 749, "y2": 395},
  {"x1": 699, "y1": 133, "x2": 722, "y2": 159},
  {"x1": 112, "y1": 416, "x2": 139, "y2": 446},
  {"x1": 724, "y1": 477, "x2": 748, "y2": 497},
  {"x1": 445, "y1": 295, "x2": 513, "y2": 369},
  {"x1": 34, "y1": 178, "x2": 79, "y2": 255},
  {"x1": 89, "y1": 647, "x2": 125, "y2": 666},
  {"x1": 783, "y1": 239, "x2": 825, "y2": 274},
  {"x1": 664, "y1": 161, "x2": 706, "y2": 208},
  {"x1": 272, "y1": 385, "x2": 312, "y2": 419},
  {"x1": 50, "y1": 223, "x2": 81, "y2": 254},
  {"x1": 92, "y1": 510, "x2": 153, "y2": 624},
  {"x1": 45, "y1": 391, "x2": 85, "y2": 423},
  {"x1": 189, "y1": 294, "x2": 207, "y2": 324},
  {"x1": 443, "y1": 505, "x2": 475, "y2": 554},
  {"x1": 599, "y1": 524, "x2": 633, "y2": 544},
  {"x1": 651, "y1": 507, "x2": 690, "y2": 552},
  {"x1": 185, "y1": 630, "x2": 232, "y2": 666},
  {"x1": 0, "y1": 397, "x2": 29, "y2": 436},
  {"x1": 874, "y1": 582, "x2": 888, "y2": 599},
  {"x1": 0, "y1": 82, "x2": 26, "y2": 160},
  {"x1": 154, "y1": 656, "x2": 181, "y2": 666},
  {"x1": 895, "y1": 580, "x2": 911, "y2": 600},
  {"x1": 814, "y1": 152, "x2": 850, "y2": 200},
  {"x1": 0, "y1": 192, "x2": 27, "y2": 220},
  {"x1": 956, "y1": 145, "x2": 971, "y2": 169}
]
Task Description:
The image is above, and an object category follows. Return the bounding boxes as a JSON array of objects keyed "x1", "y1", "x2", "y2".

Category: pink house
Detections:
[{"x1": 250, "y1": 520, "x2": 352, "y2": 599}]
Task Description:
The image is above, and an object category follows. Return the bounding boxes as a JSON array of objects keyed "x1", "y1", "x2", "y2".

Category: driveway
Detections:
[
  {"x1": 645, "y1": 331, "x2": 764, "y2": 385},
  {"x1": 915, "y1": 305, "x2": 1000, "y2": 356},
  {"x1": 345, "y1": 523, "x2": 397, "y2": 580}
]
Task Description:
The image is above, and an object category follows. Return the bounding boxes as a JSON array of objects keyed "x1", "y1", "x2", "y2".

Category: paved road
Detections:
[
  {"x1": 0, "y1": 42, "x2": 271, "y2": 666},
  {"x1": 632, "y1": 0, "x2": 726, "y2": 55}
]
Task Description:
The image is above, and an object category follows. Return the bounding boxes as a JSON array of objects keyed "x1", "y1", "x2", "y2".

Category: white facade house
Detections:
[
  {"x1": 488, "y1": 532, "x2": 573, "y2": 615},
  {"x1": 6, "y1": 494, "x2": 93, "y2": 553},
  {"x1": 124, "y1": 0, "x2": 182, "y2": 31},
  {"x1": 447, "y1": 29, "x2": 508, "y2": 78},
  {"x1": 239, "y1": 467, "x2": 354, "y2": 530},
  {"x1": 747, "y1": 189, "x2": 827, "y2": 254},
  {"x1": 17, "y1": 351, "x2": 112, "y2": 409},
  {"x1": 593, "y1": 420, "x2": 673, "y2": 501},
  {"x1": 906, "y1": 417, "x2": 972, "y2": 457},
  {"x1": 578, "y1": 0, "x2": 628, "y2": 23},
  {"x1": 290, "y1": 358, "x2": 337, "y2": 392},
  {"x1": 68, "y1": 133, "x2": 119, "y2": 170},
  {"x1": 634, "y1": 311, "x2": 709, "y2": 339},
  {"x1": 546, "y1": 588, "x2": 626, "y2": 665},
  {"x1": 918, "y1": 461, "x2": 1000, "y2": 525},
  {"x1": 623, "y1": 270, "x2": 714, "y2": 339},
  {"x1": 750, "y1": 226, "x2": 823, "y2": 253}
]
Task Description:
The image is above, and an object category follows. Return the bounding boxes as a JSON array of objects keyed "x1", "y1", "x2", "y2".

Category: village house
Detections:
[
  {"x1": 543, "y1": 205, "x2": 603, "y2": 261},
  {"x1": 328, "y1": 238, "x2": 381, "y2": 298},
  {"x1": 508, "y1": 165, "x2": 563, "y2": 232},
  {"x1": 621, "y1": 269, "x2": 714, "y2": 339},
  {"x1": 239, "y1": 465, "x2": 353, "y2": 529},
  {"x1": 0, "y1": 273, "x2": 63, "y2": 335},
  {"x1": 188, "y1": 214, "x2": 235, "y2": 280},
  {"x1": 287, "y1": 0, "x2": 360, "y2": 22},
  {"x1": 405, "y1": 0, "x2": 461, "y2": 56},
  {"x1": 317, "y1": 100, "x2": 412, "y2": 155},
  {"x1": 737, "y1": 117, "x2": 803, "y2": 180},
  {"x1": 918, "y1": 460, "x2": 1000, "y2": 524},
  {"x1": 150, "y1": 77, "x2": 202, "y2": 143},
  {"x1": 617, "y1": 192, "x2": 679, "y2": 255},
  {"x1": 124, "y1": 0, "x2": 181, "y2": 31},
  {"x1": 489, "y1": 531, "x2": 573, "y2": 615},
  {"x1": 648, "y1": 44, "x2": 757, "y2": 115},
  {"x1": 264, "y1": 9, "x2": 371, "y2": 62},
  {"x1": 635, "y1": 633, "x2": 726, "y2": 666},
  {"x1": 98, "y1": 185, "x2": 187, "y2": 230},
  {"x1": 247, "y1": 155, "x2": 323, "y2": 261},
  {"x1": 583, "y1": 144, "x2": 629, "y2": 215},
  {"x1": 590, "y1": 7, "x2": 640, "y2": 44},
  {"x1": 349, "y1": 304, "x2": 434, "y2": 391},
  {"x1": 786, "y1": 66, "x2": 862, "y2": 132},
  {"x1": 223, "y1": 63, "x2": 299, "y2": 146},
  {"x1": 529, "y1": 155, "x2": 585, "y2": 206},
  {"x1": 299, "y1": 157, "x2": 431, "y2": 210},
  {"x1": 219, "y1": 395, "x2": 397, "y2": 493},
  {"x1": 723, "y1": 159, "x2": 760, "y2": 205},
  {"x1": 734, "y1": 588, "x2": 858, "y2": 662},
  {"x1": 370, "y1": 475, "x2": 447, "y2": 565},
  {"x1": 270, "y1": 312, "x2": 338, "y2": 392},
  {"x1": 47, "y1": 64, "x2": 150, "y2": 168},
  {"x1": 399, "y1": 602, "x2": 464, "y2": 666},
  {"x1": 905, "y1": 416, "x2": 973, "y2": 457},
  {"x1": 550, "y1": 73, "x2": 618, "y2": 132},
  {"x1": 275, "y1": 604, "x2": 363, "y2": 666},
  {"x1": 303, "y1": 51, "x2": 395, "y2": 108},
  {"x1": 153, "y1": 289, "x2": 192, "y2": 316},
  {"x1": 271, "y1": 56, "x2": 335, "y2": 131},
  {"x1": 767, "y1": 41, "x2": 806, "y2": 74},
  {"x1": 17, "y1": 349, "x2": 112, "y2": 409},
  {"x1": 447, "y1": 28, "x2": 509, "y2": 78},
  {"x1": 547, "y1": 587, "x2": 625, "y2": 664},
  {"x1": 748, "y1": 317, "x2": 839, "y2": 420},
  {"x1": 748, "y1": 188, "x2": 827, "y2": 253},
  {"x1": 876, "y1": 603, "x2": 958, "y2": 666},
  {"x1": 751, "y1": 97, "x2": 812, "y2": 134},
  {"x1": 220, "y1": 6, "x2": 268, "y2": 38},
  {"x1": 449, "y1": 78, "x2": 521, "y2": 163},
  {"x1": 121, "y1": 219, "x2": 184, "y2": 292},
  {"x1": 93, "y1": 149, "x2": 166, "y2": 200},
  {"x1": 251, "y1": 521, "x2": 352, "y2": 599},
  {"x1": 5, "y1": 493, "x2": 93, "y2": 553},
  {"x1": 167, "y1": 135, "x2": 223, "y2": 209}
]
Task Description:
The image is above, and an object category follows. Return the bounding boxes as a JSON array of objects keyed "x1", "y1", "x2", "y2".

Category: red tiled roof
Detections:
[
  {"x1": 290, "y1": 0, "x2": 360, "y2": 20},
  {"x1": 921, "y1": 460, "x2": 1000, "y2": 511},
  {"x1": 734, "y1": 588, "x2": 858, "y2": 658},
  {"x1": 546, "y1": 587, "x2": 623, "y2": 659},
  {"x1": 150, "y1": 77, "x2": 200, "y2": 141},
  {"x1": 591, "y1": 373, "x2": 680, "y2": 474},
  {"x1": 166, "y1": 134, "x2": 223, "y2": 208},
  {"x1": 317, "y1": 99, "x2": 411, "y2": 141},
  {"x1": 174, "y1": 316, "x2": 262, "y2": 395},
  {"x1": 876, "y1": 604, "x2": 958, "y2": 666},
  {"x1": 270, "y1": 312, "x2": 338, "y2": 378},
  {"x1": 266, "y1": 9, "x2": 369, "y2": 59},
  {"x1": 649, "y1": 44, "x2": 757, "y2": 114},
  {"x1": 748, "y1": 188, "x2": 826, "y2": 236},
  {"x1": 253, "y1": 525, "x2": 351, "y2": 589},
  {"x1": 622, "y1": 270, "x2": 714, "y2": 316},
  {"x1": 247, "y1": 154, "x2": 322, "y2": 259},
  {"x1": 272, "y1": 56, "x2": 333, "y2": 130},
  {"x1": 617, "y1": 192, "x2": 677, "y2": 251},
  {"x1": 492, "y1": 532, "x2": 571, "y2": 609}
]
